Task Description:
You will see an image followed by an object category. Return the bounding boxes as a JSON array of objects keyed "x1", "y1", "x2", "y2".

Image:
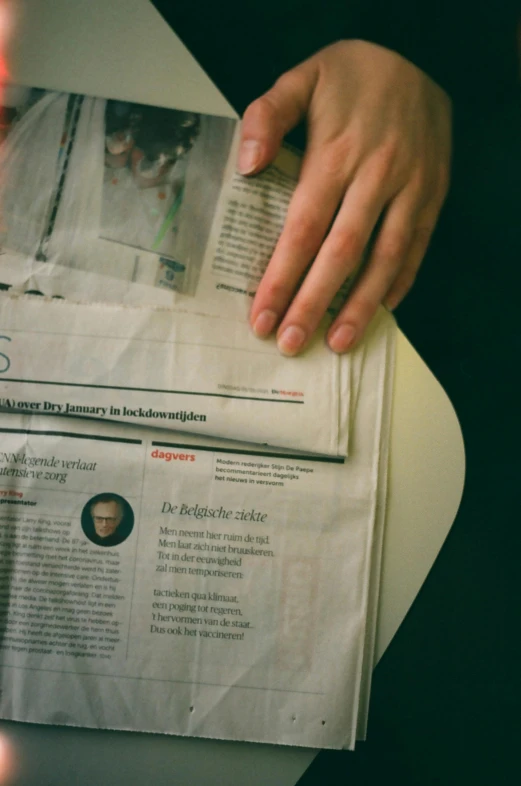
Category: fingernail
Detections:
[
  {"x1": 238, "y1": 140, "x2": 261, "y2": 175},
  {"x1": 277, "y1": 325, "x2": 306, "y2": 356},
  {"x1": 328, "y1": 324, "x2": 356, "y2": 353},
  {"x1": 253, "y1": 309, "x2": 278, "y2": 338}
]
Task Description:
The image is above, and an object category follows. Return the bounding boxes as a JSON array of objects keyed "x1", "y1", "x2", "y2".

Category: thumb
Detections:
[{"x1": 238, "y1": 63, "x2": 316, "y2": 175}]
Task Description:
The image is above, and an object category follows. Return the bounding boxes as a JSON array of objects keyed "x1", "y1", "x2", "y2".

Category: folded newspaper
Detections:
[
  {"x1": 0, "y1": 84, "x2": 397, "y2": 749},
  {"x1": 0, "y1": 84, "x2": 354, "y2": 456}
]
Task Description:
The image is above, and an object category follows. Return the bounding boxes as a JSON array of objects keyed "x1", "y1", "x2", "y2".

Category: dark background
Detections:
[{"x1": 152, "y1": 2, "x2": 521, "y2": 783}]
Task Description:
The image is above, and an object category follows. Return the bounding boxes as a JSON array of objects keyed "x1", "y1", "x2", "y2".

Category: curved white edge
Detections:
[{"x1": 375, "y1": 331, "x2": 466, "y2": 660}]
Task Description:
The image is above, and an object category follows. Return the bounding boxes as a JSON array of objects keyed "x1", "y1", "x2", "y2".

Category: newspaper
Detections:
[
  {"x1": 0, "y1": 294, "x2": 350, "y2": 456},
  {"x1": 0, "y1": 84, "x2": 353, "y2": 456},
  {"x1": 0, "y1": 81, "x2": 397, "y2": 749},
  {"x1": 0, "y1": 84, "x2": 299, "y2": 318},
  {"x1": 0, "y1": 309, "x2": 395, "y2": 750}
]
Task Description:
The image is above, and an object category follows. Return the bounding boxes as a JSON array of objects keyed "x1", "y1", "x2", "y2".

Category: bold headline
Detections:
[{"x1": 0, "y1": 398, "x2": 207, "y2": 422}]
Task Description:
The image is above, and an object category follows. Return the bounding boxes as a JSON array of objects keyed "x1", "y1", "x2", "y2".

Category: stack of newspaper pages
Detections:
[{"x1": 0, "y1": 85, "x2": 396, "y2": 750}]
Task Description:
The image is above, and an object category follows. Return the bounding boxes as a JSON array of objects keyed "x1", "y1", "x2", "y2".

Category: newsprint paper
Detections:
[
  {"x1": 0, "y1": 310, "x2": 394, "y2": 750},
  {"x1": 0, "y1": 295, "x2": 350, "y2": 457},
  {"x1": 0, "y1": 84, "x2": 397, "y2": 749},
  {"x1": 0, "y1": 84, "x2": 352, "y2": 456}
]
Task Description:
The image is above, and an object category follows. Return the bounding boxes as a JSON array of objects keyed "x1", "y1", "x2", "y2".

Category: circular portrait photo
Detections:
[{"x1": 81, "y1": 493, "x2": 135, "y2": 548}]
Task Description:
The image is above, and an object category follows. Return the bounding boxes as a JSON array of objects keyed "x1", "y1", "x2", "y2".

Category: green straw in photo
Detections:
[{"x1": 151, "y1": 183, "x2": 185, "y2": 251}]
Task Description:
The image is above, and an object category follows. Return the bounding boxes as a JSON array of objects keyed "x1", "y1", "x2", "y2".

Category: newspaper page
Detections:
[
  {"x1": 0, "y1": 294, "x2": 349, "y2": 456},
  {"x1": 0, "y1": 311, "x2": 394, "y2": 750},
  {"x1": 0, "y1": 84, "x2": 354, "y2": 455},
  {"x1": 0, "y1": 84, "x2": 301, "y2": 322}
]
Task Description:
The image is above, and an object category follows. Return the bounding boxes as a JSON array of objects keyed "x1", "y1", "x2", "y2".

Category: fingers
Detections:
[
  {"x1": 250, "y1": 151, "x2": 349, "y2": 339},
  {"x1": 238, "y1": 64, "x2": 316, "y2": 175},
  {"x1": 272, "y1": 158, "x2": 398, "y2": 355},
  {"x1": 251, "y1": 161, "x2": 445, "y2": 355},
  {"x1": 239, "y1": 42, "x2": 453, "y2": 356},
  {"x1": 383, "y1": 225, "x2": 433, "y2": 312},
  {"x1": 384, "y1": 170, "x2": 449, "y2": 312},
  {"x1": 327, "y1": 191, "x2": 443, "y2": 353}
]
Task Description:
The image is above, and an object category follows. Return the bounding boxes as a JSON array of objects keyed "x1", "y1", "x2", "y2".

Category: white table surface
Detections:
[{"x1": 0, "y1": 2, "x2": 465, "y2": 784}]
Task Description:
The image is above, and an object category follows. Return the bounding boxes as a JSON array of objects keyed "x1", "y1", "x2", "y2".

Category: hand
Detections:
[{"x1": 239, "y1": 40, "x2": 452, "y2": 355}]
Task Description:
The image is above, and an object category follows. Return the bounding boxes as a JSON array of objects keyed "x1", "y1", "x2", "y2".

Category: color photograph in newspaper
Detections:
[
  {"x1": 0, "y1": 84, "x2": 301, "y2": 322},
  {"x1": 0, "y1": 84, "x2": 235, "y2": 302}
]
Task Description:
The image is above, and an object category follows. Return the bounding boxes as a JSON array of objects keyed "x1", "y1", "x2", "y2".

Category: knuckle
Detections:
[
  {"x1": 319, "y1": 136, "x2": 356, "y2": 177},
  {"x1": 327, "y1": 226, "x2": 365, "y2": 263},
  {"x1": 244, "y1": 94, "x2": 278, "y2": 129},
  {"x1": 376, "y1": 230, "x2": 410, "y2": 265},
  {"x1": 274, "y1": 68, "x2": 307, "y2": 96},
  {"x1": 372, "y1": 138, "x2": 400, "y2": 180},
  {"x1": 284, "y1": 213, "x2": 324, "y2": 254}
]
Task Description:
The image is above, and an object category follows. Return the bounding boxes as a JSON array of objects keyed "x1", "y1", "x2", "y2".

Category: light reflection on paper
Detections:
[
  {"x1": 0, "y1": 734, "x2": 17, "y2": 784},
  {"x1": 0, "y1": 1, "x2": 13, "y2": 118}
]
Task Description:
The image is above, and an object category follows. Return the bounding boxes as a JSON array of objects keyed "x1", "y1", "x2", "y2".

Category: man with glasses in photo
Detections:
[{"x1": 82, "y1": 493, "x2": 134, "y2": 548}]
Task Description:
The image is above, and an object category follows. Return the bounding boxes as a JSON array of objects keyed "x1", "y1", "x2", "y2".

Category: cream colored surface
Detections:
[
  {"x1": 377, "y1": 332, "x2": 465, "y2": 659},
  {"x1": 0, "y1": 1, "x2": 465, "y2": 784}
]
